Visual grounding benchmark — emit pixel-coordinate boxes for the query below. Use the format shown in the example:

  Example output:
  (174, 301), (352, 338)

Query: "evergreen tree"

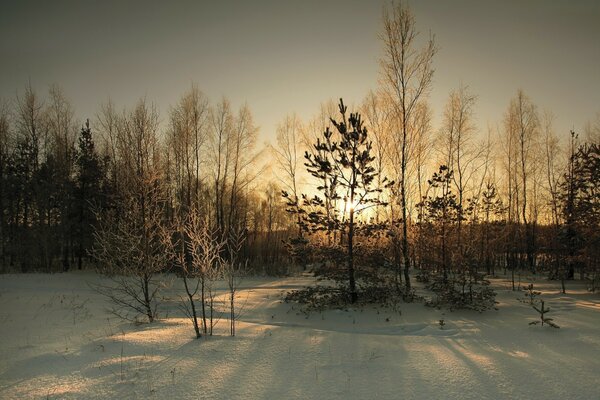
(560, 135), (600, 291)
(301, 99), (388, 303)
(75, 119), (103, 269)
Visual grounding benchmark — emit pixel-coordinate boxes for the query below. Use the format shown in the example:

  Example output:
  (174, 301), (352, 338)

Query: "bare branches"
(91, 194), (167, 322)
(168, 84), (209, 212)
(379, 3), (437, 124)
(90, 99), (167, 323)
(379, 1), (436, 291)
(163, 210), (226, 338)
(226, 224), (247, 336)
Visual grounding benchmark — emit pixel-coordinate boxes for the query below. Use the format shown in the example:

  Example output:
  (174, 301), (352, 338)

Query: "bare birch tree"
(209, 98), (233, 238)
(168, 85), (209, 215)
(92, 99), (166, 323)
(504, 90), (540, 272)
(44, 84), (78, 271)
(273, 113), (304, 237)
(437, 85), (483, 269)
(380, 2), (436, 291)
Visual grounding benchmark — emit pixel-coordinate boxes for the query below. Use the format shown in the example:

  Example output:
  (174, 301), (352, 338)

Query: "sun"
(338, 198), (360, 215)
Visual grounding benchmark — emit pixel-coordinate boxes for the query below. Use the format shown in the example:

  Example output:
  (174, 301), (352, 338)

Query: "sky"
(1, 0), (599, 144)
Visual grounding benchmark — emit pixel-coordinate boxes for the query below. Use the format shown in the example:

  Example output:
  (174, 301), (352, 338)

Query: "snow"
(0, 272), (598, 399)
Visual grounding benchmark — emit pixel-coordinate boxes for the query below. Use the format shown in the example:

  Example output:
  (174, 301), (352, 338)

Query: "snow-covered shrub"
(425, 275), (497, 312)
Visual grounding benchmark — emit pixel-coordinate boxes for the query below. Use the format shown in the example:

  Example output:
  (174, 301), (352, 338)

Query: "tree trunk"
(347, 208), (357, 303)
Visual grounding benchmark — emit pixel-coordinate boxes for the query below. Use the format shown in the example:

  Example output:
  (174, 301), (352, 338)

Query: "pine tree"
(520, 283), (541, 305)
(420, 165), (461, 282)
(75, 119), (103, 269)
(301, 99), (388, 303)
(529, 299), (559, 328)
(560, 137), (600, 291)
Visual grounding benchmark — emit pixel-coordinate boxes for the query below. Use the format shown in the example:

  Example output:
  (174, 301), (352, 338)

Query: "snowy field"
(0, 272), (598, 400)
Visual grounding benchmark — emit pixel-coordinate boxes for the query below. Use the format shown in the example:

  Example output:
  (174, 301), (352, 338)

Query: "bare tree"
(92, 99), (166, 323)
(96, 100), (119, 178)
(165, 211), (226, 338)
(168, 85), (209, 214)
(209, 98), (234, 238)
(92, 189), (166, 323)
(227, 104), (260, 236)
(361, 91), (392, 224)
(226, 225), (246, 336)
(583, 112), (600, 144)
(273, 113), (304, 237)
(301, 100), (337, 152)
(188, 212), (227, 336)
(44, 84), (77, 174)
(13, 83), (44, 272)
(380, 2), (436, 291)
(542, 111), (562, 227)
(43, 84), (78, 271)
(437, 85), (484, 268)
(504, 90), (540, 272)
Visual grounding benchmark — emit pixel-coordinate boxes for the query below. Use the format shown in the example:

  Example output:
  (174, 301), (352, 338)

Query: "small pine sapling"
(520, 283), (541, 305)
(529, 300), (560, 328)
(438, 318), (446, 330)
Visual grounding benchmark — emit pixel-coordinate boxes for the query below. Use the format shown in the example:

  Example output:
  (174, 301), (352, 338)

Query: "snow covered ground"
(0, 272), (598, 399)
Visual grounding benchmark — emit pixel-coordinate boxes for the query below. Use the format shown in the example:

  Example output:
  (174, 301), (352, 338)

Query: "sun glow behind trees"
(338, 197), (359, 215)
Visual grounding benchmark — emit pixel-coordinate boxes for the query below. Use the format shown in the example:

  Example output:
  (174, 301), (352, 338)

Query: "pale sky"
(1, 0), (599, 143)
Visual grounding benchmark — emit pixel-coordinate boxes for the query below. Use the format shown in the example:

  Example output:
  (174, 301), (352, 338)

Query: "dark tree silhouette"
(302, 99), (388, 303)
(75, 119), (104, 269)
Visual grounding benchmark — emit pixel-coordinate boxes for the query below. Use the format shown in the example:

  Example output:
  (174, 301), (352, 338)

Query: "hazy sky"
(1, 0), (599, 143)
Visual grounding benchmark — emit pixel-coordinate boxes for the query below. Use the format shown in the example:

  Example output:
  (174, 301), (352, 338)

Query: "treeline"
(0, 85), (104, 272)
(0, 84), (292, 274)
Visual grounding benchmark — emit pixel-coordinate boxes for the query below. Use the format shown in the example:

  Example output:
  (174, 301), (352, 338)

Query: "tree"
(12, 83), (44, 271)
(583, 112), (600, 144)
(225, 225), (246, 336)
(227, 104), (260, 238)
(303, 99), (387, 303)
(420, 165), (460, 282)
(74, 119), (104, 269)
(419, 165), (496, 310)
(168, 85), (209, 215)
(438, 85), (481, 248)
(560, 135), (600, 291)
(91, 99), (167, 323)
(504, 90), (540, 272)
(0, 102), (10, 270)
(541, 112), (563, 284)
(480, 182), (505, 275)
(210, 98), (233, 240)
(529, 299), (559, 328)
(380, 2), (436, 291)
(165, 212), (226, 338)
(436, 85), (490, 294)
(274, 113), (304, 238)
(92, 183), (167, 323)
(361, 91), (394, 224)
(43, 84), (78, 271)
